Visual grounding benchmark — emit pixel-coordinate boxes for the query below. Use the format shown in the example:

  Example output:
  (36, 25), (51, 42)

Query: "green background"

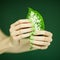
(0, 0), (60, 60)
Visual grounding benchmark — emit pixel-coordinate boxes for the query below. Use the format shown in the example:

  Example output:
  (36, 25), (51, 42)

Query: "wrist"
(0, 37), (12, 54)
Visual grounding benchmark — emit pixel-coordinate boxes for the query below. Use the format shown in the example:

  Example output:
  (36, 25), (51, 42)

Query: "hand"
(30, 30), (53, 50)
(9, 19), (32, 45)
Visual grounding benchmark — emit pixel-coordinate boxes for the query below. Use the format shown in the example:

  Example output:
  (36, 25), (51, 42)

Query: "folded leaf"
(27, 8), (45, 50)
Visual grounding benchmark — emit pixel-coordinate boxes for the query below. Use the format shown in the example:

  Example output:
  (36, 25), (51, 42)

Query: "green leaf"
(26, 7), (45, 50)
(27, 8), (45, 31)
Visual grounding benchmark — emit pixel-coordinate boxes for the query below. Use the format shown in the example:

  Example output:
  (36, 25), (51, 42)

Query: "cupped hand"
(30, 30), (53, 50)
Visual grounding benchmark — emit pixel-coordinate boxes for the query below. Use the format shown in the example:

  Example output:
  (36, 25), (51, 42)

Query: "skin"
(0, 19), (53, 54)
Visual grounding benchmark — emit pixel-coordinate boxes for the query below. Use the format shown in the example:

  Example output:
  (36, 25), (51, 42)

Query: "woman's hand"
(30, 30), (53, 50)
(9, 19), (32, 45)
(9, 19), (53, 50)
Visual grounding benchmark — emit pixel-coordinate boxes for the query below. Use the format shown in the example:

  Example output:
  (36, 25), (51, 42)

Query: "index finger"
(33, 30), (53, 37)
(12, 19), (30, 26)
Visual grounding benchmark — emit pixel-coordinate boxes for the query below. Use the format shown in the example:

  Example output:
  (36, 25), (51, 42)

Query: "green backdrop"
(0, 0), (60, 60)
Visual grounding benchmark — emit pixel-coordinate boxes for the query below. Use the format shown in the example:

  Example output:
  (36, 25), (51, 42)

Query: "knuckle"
(9, 28), (12, 32)
(50, 38), (53, 42)
(13, 35), (20, 40)
(51, 33), (53, 37)
(48, 43), (50, 46)
(18, 20), (21, 23)
(49, 32), (53, 37)
(10, 24), (13, 27)
(19, 20), (22, 22)
(9, 28), (13, 32)
(48, 37), (52, 42)
(49, 38), (52, 42)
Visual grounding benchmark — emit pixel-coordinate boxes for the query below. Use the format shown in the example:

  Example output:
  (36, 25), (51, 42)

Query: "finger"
(11, 28), (32, 36)
(32, 44), (48, 50)
(31, 40), (50, 46)
(21, 33), (31, 39)
(32, 36), (52, 42)
(10, 28), (20, 45)
(34, 30), (53, 37)
(15, 23), (32, 30)
(11, 19), (30, 27)
(20, 28), (32, 34)
(9, 27), (15, 33)
(14, 33), (31, 40)
(18, 19), (30, 24)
